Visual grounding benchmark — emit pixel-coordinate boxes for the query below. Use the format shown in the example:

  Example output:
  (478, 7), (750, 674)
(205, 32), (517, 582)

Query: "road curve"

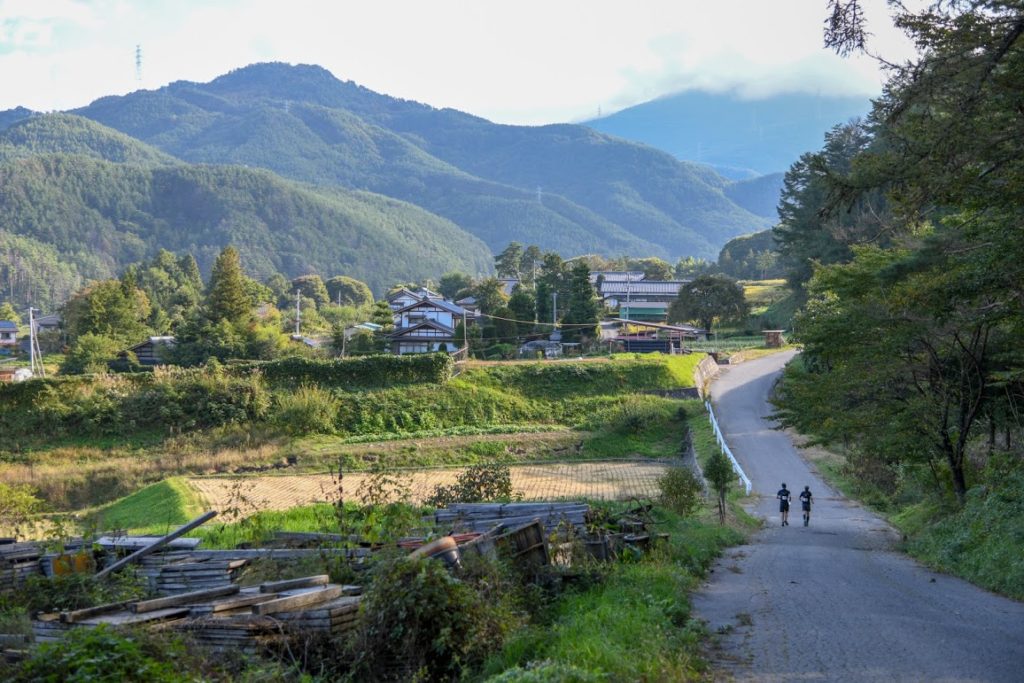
(692, 351), (1024, 682)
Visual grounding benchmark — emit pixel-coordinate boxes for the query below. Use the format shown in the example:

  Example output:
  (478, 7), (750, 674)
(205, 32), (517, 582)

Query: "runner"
(800, 485), (813, 526)
(777, 483), (792, 526)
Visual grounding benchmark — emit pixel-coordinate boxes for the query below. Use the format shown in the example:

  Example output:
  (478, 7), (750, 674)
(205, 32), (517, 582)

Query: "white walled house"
(388, 297), (469, 354)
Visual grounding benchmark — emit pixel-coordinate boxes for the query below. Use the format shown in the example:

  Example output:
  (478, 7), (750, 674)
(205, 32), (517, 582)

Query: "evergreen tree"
(292, 274), (330, 308)
(561, 261), (599, 343)
(206, 246), (252, 325)
(325, 275), (374, 308)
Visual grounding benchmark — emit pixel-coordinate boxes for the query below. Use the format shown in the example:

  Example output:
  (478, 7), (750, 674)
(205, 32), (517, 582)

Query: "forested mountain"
(67, 62), (768, 259)
(722, 172), (785, 221)
(0, 113), (177, 166)
(0, 138), (494, 308)
(585, 90), (870, 178)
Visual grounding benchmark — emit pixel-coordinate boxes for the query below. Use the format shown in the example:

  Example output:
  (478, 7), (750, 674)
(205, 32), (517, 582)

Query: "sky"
(0, 0), (918, 126)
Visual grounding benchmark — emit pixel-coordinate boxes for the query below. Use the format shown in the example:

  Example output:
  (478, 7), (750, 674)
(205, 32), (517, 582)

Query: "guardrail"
(704, 401), (753, 495)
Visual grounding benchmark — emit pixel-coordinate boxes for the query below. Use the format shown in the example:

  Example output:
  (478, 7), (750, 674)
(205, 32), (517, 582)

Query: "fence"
(704, 401), (753, 495)
(686, 336), (765, 353)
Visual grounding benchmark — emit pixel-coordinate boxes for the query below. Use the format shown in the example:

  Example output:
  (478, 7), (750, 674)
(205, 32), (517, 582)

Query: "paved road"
(692, 352), (1024, 682)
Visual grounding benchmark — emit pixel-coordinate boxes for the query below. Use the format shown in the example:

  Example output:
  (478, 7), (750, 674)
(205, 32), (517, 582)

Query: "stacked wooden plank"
(0, 542), (42, 590)
(153, 557), (249, 595)
(433, 502), (590, 533)
(136, 548), (370, 595)
(30, 576), (363, 653)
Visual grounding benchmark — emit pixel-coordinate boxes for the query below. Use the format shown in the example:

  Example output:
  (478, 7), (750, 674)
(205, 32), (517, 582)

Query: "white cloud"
(0, 0), (917, 124)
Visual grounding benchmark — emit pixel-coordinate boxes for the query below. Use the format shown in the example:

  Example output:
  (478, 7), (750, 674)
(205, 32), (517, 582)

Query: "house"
(388, 297), (470, 355)
(387, 287), (443, 311)
(589, 271), (645, 285)
(0, 320), (17, 348)
(598, 279), (690, 322)
(31, 314), (61, 335)
(125, 336), (176, 366)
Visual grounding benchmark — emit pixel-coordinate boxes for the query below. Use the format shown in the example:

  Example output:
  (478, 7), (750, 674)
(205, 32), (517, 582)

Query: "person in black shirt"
(777, 483), (792, 526)
(800, 485), (813, 526)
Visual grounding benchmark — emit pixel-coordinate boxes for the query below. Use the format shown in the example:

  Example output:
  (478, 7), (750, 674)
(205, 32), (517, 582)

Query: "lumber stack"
(0, 542), (42, 591)
(153, 558), (249, 595)
(30, 577), (364, 653)
(433, 502), (590, 533)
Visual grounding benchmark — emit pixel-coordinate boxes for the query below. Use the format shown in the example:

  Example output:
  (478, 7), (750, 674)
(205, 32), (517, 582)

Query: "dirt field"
(186, 460), (672, 517)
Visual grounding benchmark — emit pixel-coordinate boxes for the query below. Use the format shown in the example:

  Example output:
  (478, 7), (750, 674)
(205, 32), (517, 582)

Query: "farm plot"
(187, 460), (673, 517)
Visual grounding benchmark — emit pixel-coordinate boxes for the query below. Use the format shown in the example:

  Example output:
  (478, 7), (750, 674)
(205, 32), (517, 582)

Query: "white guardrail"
(704, 401), (753, 495)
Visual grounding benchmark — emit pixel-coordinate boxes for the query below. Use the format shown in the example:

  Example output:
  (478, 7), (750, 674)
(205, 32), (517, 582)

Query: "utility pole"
(28, 307), (44, 377)
(552, 292), (557, 327)
(294, 289), (301, 336)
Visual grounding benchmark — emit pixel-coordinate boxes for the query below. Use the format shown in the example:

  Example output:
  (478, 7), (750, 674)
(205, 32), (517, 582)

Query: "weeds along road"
(692, 351), (1024, 683)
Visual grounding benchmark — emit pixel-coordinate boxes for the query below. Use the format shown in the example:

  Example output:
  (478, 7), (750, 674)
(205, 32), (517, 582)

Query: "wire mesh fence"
(187, 459), (677, 517)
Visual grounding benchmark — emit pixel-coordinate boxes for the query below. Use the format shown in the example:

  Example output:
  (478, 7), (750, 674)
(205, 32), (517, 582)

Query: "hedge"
(231, 353), (454, 390)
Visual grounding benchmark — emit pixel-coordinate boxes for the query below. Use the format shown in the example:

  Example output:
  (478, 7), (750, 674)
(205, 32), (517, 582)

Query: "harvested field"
(187, 460), (673, 517)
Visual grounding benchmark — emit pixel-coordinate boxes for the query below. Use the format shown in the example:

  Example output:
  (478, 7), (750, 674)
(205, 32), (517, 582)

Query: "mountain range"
(0, 62), (784, 308)
(586, 90), (871, 178)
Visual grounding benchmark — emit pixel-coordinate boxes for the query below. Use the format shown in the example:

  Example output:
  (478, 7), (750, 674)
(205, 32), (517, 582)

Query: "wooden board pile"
(433, 502), (590, 534)
(0, 541), (42, 590)
(32, 575), (362, 654)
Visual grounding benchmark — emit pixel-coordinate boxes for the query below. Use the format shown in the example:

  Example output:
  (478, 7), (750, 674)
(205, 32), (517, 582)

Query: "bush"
(271, 384), (339, 435)
(582, 395), (672, 434)
(426, 463), (519, 508)
(13, 625), (189, 683)
(658, 467), (705, 517)
(349, 558), (505, 681)
(60, 333), (122, 375)
(234, 353), (454, 390)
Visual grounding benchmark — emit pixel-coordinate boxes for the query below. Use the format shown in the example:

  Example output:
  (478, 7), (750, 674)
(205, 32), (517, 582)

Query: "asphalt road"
(692, 351), (1024, 682)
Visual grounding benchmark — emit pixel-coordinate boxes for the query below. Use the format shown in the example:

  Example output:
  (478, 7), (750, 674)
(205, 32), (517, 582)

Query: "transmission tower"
(135, 45), (142, 85)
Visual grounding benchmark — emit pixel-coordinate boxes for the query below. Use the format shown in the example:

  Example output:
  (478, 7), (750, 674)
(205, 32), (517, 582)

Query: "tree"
(495, 242), (524, 279)
(264, 272), (292, 309)
(60, 333), (124, 374)
(629, 257), (674, 281)
(675, 256), (714, 279)
(438, 272), (473, 300)
(206, 246), (252, 325)
(471, 278), (509, 316)
(520, 245), (543, 286)
(704, 450), (733, 524)
(291, 275), (330, 308)
(0, 301), (20, 324)
(561, 261), (599, 343)
(326, 275), (374, 308)
(667, 274), (748, 333)
(62, 279), (152, 348)
(508, 286), (536, 330)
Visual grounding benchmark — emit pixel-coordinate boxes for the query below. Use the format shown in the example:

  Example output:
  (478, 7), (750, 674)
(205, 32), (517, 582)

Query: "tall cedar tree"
(206, 246), (252, 325)
(561, 261), (599, 343)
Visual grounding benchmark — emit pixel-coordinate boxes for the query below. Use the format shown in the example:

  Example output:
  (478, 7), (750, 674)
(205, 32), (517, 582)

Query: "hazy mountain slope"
(74, 62), (768, 259)
(724, 172), (785, 221)
(0, 113), (178, 166)
(586, 90), (870, 177)
(0, 154), (494, 296)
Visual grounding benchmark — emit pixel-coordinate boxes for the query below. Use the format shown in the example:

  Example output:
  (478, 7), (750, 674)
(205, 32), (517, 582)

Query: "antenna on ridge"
(135, 45), (143, 85)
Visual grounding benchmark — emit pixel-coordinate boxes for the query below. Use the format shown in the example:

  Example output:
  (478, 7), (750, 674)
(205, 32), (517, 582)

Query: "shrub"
(582, 395), (671, 434)
(271, 384), (339, 435)
(13, 625), (189, 683)
(426, 463), (519, 508)
(234, 353), (454, 390)
(349, 558), (505, 681)
(658, 467), (705, 517)
(0, 483), (44, 537)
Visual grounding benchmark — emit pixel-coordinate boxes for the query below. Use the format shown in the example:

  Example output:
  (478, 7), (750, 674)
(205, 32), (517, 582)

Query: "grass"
(478, 509), (745, 681)
(87, 477), (208, 536)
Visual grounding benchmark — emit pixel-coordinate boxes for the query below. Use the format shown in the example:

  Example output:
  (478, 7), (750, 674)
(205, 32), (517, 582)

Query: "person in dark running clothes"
(777, 483), (792, 526)
(800, 486), (813, 526)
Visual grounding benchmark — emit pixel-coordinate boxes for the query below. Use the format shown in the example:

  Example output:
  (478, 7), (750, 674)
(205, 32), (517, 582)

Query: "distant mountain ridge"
(68, 62), (769, 260)
(586, 90), (871, 178)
